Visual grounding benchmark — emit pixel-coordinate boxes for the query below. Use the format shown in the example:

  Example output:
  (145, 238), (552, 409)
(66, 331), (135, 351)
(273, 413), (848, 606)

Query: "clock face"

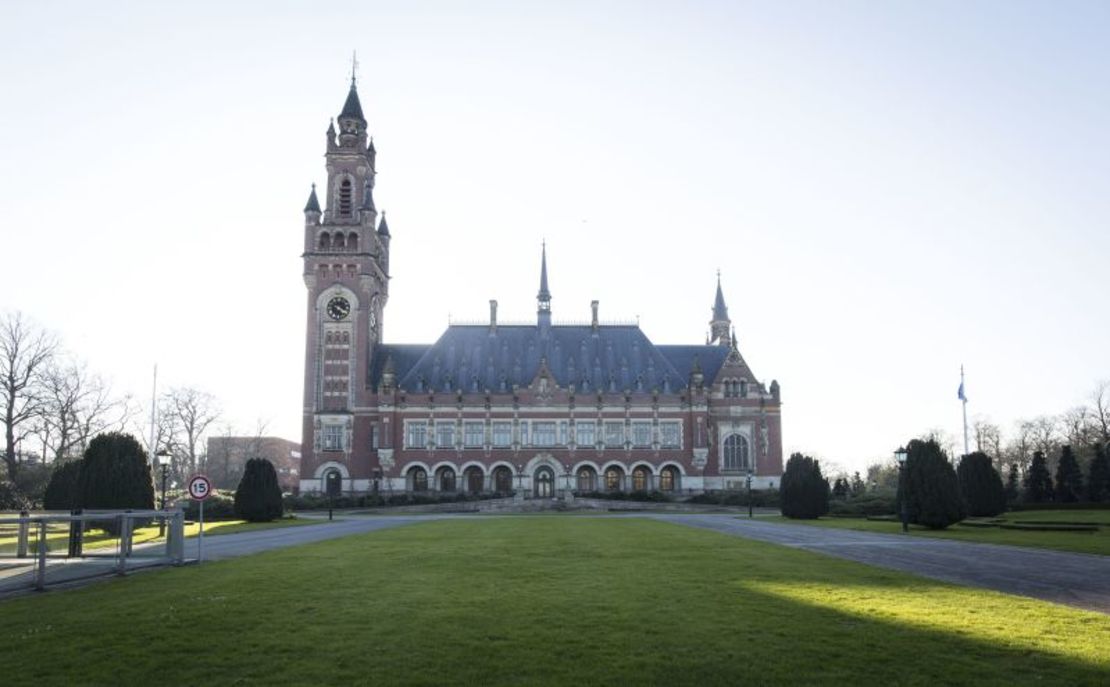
(326, 296), (351, 321)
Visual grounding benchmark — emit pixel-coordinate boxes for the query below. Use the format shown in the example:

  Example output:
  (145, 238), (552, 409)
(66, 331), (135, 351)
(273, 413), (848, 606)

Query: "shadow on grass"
(1, 517), (1107, 686)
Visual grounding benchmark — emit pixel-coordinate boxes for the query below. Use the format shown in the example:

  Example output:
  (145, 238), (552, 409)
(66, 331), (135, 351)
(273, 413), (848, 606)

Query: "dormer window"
(338, 178), (353, 217)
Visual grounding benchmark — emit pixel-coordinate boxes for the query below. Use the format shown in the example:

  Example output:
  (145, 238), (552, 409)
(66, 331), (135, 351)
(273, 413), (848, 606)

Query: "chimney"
(591, 300), (599, 332)
(489, 299), (498, 335)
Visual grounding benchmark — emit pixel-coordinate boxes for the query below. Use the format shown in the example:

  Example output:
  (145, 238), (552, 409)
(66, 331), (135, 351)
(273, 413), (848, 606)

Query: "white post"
(35, 521), (47, 591)
(198, 499), (205, 563)
(961, 365), (970, 457)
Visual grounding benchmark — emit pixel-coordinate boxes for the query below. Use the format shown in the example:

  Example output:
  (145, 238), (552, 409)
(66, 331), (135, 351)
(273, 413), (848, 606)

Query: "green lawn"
(1, 518), (1108, 686)
(768, 511), (1110, 556)
(0, 516), (313, 555)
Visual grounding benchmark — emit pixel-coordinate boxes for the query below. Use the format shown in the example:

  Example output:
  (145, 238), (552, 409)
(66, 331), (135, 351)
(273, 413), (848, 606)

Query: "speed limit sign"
(187, 474), (212, 501)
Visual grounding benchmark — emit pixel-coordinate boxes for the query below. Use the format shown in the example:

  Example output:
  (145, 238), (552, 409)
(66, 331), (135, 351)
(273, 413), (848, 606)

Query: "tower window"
(338, 178), (353, 217)
(348, 232), (358, 251)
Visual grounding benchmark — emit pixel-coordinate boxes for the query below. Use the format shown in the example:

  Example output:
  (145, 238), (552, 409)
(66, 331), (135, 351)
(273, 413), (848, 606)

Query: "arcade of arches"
(399, 461), (683, 497)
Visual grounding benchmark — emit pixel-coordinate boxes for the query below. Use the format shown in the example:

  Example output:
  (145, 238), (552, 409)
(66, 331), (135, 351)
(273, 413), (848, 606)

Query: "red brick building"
(206, 436), (301, 492)
(298, 80), (783, 497)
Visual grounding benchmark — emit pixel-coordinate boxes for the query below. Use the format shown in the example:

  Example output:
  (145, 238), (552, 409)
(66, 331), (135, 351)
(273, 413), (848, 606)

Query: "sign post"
(187, 475), (212, 562)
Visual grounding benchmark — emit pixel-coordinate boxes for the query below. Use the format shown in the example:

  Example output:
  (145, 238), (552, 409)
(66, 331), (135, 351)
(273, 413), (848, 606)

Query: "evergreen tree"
(1053, 446), (1084, 503)
(832, 477), (849, 499)
(234, 457), (284, 522)
(1023, 451), (1054, 503)
(1005, 463), (1020, 505)
(781, 453), (830, 519)
(1088, 444), (1110, 502)
(77, 432), (155, 533)
(43, 459), (83, 511)
(902, 438), (964, 529)
(956, 451), (1006, 517)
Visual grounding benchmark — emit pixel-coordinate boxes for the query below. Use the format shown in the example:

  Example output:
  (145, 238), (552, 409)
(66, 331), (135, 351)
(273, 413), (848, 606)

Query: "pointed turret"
(376, 211), (390, 237)
(304, 183), (321, 217)
(709, 271), (732, 347)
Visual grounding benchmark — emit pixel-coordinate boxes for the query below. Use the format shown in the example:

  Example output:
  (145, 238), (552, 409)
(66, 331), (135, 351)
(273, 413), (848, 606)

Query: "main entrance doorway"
(533, 466), (554, 498)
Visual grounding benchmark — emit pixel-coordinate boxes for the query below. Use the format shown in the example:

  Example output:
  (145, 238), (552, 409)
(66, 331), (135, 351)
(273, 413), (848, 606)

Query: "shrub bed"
(829, 493), (897, 517)
(685, 489), (780, 508)
(998, 523), (1098, 533)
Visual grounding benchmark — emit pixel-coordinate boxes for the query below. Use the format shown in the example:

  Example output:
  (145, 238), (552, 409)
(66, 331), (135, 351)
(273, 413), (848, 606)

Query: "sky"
(1, 1), (1107, 474)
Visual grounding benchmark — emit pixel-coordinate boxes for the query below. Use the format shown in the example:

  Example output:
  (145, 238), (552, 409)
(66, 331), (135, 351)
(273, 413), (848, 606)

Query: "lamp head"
(894, 447), (908, 464)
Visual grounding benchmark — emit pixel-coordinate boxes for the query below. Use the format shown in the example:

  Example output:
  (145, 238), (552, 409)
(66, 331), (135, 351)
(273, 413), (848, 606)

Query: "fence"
(0, 509), (185, 594)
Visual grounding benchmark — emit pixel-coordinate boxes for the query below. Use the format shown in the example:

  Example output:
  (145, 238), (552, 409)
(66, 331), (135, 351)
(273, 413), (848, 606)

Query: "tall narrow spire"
(712, 269), (729, 321)
(303, 183), (321, 214)
(537, 241), (551, 310)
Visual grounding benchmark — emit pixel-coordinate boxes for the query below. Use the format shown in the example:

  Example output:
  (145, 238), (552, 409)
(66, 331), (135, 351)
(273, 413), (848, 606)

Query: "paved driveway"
(650, 514), (1110, 613)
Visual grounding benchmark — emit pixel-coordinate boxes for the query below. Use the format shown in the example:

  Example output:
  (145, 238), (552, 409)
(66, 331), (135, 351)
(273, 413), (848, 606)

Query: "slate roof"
(371, 325), (735, 394)
(339, 83), (366, 122)
(303, 184), (321, 213)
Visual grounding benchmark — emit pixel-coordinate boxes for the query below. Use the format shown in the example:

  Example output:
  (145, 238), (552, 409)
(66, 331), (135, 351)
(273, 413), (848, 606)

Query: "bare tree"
(1003, 419), (1035, 473)
(1091, 380), (1110, 445)
(971, 416), (1004, 469)
(34, 359), (135, 463)
(922, 427), (957, 461)
(159, 386), (221, 485)
(0, 312), (57, 481)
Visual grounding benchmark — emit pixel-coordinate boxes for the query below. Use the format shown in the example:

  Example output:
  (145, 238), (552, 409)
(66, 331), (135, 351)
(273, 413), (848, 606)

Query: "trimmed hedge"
(1009, 501), (1110, 511)
(998, 523), (1098, 533)
(828, 493), (896, 517)
(685, 489), (780, 508)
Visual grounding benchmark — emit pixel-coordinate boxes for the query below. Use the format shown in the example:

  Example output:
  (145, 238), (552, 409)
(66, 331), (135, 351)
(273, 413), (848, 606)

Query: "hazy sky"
(1, 1), (1107, 474)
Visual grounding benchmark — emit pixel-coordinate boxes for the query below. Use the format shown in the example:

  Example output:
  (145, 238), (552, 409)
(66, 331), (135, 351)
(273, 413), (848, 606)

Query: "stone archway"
(534, 466), (555, 498)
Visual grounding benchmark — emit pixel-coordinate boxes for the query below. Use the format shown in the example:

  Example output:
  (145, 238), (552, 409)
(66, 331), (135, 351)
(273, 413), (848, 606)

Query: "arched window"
(438, 467), (456, 492)
(723, 435), (750, 471)
(324, 469), (342, 497)
(411, 467), (428, 492)
(318, 232), (331, 250)
(576, 467), (596, 493)
(660, 466), (679, 492)
(347, 232), (358, 251)
(333, 233), (345, 249)
(465, 467), (484, 494)
(632, 466), (650, 492)
(739, 379), (748, 397)
(493, 466), (513, 494)
(605, 466), (623, 491)
(338, 178), (353, 217)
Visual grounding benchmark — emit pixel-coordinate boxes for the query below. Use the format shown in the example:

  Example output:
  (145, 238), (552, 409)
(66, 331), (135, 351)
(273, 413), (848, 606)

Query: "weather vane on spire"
(350, 51), (359, 85)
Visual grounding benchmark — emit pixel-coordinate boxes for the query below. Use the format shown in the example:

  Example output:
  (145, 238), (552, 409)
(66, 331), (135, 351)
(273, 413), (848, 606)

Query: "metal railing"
(0, 508), (185, 593)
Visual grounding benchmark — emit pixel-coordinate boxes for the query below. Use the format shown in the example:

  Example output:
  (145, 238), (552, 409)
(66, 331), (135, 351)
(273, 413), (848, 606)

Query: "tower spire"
(709, 270), (732, 347)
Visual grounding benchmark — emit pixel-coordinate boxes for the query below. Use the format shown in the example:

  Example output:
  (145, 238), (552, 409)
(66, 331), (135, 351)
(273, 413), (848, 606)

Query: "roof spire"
(712, 270), (729, 322)
(377, 210), (390, 237)
(537, 240), (551, 308)
(339, 76), (366, 123)
(350, 50), (359, 86)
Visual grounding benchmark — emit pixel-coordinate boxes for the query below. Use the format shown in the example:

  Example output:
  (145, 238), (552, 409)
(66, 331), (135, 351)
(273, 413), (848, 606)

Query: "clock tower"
(300, 76), (391, 493)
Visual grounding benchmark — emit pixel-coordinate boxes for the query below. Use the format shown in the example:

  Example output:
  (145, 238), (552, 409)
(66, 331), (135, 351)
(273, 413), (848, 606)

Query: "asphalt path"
(650, 514), (1110, 613)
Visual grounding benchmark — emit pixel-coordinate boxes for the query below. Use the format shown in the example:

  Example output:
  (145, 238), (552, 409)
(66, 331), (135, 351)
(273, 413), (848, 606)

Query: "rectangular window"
(632, 422), (652, 448)
(463, 422), (484, 448)
(492, 422), (512, 447)
(558, 421), (568, 446)
(520, 421), (529, 446)
(436, 422), (455, 449)
(604, 422), (624, 448)
(660, 422), (681, 448)
(533, 422), (556, 447)
(323, 424), (345, 451)
(576, 421), (596, 447)
(404, 421), (427, 449)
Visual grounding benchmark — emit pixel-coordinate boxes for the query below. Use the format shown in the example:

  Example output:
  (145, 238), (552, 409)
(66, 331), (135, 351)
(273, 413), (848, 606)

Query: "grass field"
(1, 517), (1108, 686)
(768, 510), (1110, 555)
(0, 516), (313, 555)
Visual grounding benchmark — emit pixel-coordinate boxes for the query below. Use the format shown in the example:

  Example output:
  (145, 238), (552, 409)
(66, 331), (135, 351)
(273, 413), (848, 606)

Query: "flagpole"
(960, 364), (969, 457)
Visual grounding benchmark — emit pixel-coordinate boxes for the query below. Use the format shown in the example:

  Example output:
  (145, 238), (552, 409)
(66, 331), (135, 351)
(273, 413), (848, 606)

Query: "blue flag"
(957, 381), (966, 401)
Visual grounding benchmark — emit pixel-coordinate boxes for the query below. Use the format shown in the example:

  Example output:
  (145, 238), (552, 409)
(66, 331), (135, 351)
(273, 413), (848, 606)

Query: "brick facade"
(299, 81), (783, 496)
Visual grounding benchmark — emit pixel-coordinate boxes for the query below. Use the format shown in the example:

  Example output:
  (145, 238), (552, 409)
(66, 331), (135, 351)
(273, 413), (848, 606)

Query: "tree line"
(1, 311), (243, 508)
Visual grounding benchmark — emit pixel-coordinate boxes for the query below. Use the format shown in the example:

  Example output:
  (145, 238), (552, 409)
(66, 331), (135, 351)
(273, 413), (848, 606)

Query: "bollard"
(68, 508), (84, 557)
(35, 521), (47, 591)
(167, 507), (185, 565)
(17, 509), (29, 558)
(117, 514), (133, 575)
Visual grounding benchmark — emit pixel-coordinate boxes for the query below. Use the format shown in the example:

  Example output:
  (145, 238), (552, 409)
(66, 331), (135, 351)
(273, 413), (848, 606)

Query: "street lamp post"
(746, 469), (754, 519)
(156, 450), (170, 536)
(895, 447), (909, 533)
